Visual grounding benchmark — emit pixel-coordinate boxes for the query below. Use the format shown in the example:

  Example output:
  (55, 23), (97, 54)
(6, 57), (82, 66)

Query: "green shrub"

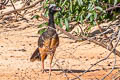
(36, 0), (120, 34)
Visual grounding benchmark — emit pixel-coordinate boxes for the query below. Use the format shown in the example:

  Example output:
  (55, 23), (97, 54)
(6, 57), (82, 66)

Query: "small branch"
(96, 21), (108, 39)
(78, 24), (84, 36)
(70, 49), (113, 80)
(22, 0), (31, 8)
(106, 3), (120, 11)
(88, 38), (120, 57)
(102, 49), (116, 80)
(53, 57), (70, 80)
(0, 0), (9, 5)
(70, 30), (120, 80)
(9, 0), (18, 19)
(41, 15), (120, 57)
(96, 21), (113, 51)
(106, 6), (120, 11)
(10, 0), (16, 10)
(99, 29), (113, 36)
(40, 14), (120, 80)
(0, 0), (44, 18)
(101, 30), (120, 80)
(40, 14), (79, 41)
(113, 75), (120, 80)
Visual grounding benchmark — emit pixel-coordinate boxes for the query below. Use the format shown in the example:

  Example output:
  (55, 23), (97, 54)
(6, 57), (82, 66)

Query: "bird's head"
(49, 4), (61, 14)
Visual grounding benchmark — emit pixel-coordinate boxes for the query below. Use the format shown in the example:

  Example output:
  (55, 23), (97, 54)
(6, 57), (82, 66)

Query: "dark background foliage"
(32, 0), (120, 34)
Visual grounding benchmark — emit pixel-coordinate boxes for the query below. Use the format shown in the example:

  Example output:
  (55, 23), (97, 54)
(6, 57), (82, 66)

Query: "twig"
(40, 14), (79, 41)
(21, 0), (31, 15)
(83, 21), (90, 32)
(102, 30), (120, 80)
(99, 29), (113, 36)
(101, 50), (116, 80)
(78, 24), (84, 36)
(0, 0), (44, 18)
(0, 0), (9, 5)
(53, 57), (82, 80)
(106, 3), (120, 11)
(9, 0), (18, 20)
(10, 0), (16, 11)
(70, 30), (120, 80)
(53, 57), (70, 80)
(22, 0), (31, 8)
(96, 20), (114, 50)
(70, 49), (113, 80)
(112, 70), (120, 80)
(87, 38), (120, 57)
(96, 21), (108, 39)
(41, 15), (120, 57)
(113, 75), (120, 80)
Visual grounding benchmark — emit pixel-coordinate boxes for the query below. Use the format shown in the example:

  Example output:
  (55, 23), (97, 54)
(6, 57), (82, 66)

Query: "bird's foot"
(49, 72), (51, 76)
(41, 69), (47, 73)
(41, 69), (45, 73)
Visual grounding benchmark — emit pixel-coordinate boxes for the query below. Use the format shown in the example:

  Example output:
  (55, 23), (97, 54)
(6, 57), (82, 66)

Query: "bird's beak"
(54, 7), (61, 11)
(56, 7), (61, 11)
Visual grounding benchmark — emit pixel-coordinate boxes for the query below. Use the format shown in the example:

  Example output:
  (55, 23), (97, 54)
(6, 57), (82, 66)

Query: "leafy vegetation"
(34, 0), (120, 34)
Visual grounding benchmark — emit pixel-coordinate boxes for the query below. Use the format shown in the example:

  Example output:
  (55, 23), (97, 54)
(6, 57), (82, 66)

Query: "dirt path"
(0, 20), (120, 80)
(0, 1), (120, 80)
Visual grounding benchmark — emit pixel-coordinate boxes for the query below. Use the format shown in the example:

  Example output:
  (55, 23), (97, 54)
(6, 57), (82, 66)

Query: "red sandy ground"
(0, 1), (120, 80)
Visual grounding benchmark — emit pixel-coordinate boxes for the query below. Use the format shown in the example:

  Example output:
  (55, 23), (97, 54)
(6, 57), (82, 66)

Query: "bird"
(30, 4), (61, 75)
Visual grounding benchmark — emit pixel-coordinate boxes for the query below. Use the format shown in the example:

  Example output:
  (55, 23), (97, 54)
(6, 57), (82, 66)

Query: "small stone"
(107, 63), (111, 66)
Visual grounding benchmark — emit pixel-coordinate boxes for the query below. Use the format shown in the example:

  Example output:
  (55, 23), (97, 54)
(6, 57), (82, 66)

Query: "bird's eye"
(52, 7), (56, 10)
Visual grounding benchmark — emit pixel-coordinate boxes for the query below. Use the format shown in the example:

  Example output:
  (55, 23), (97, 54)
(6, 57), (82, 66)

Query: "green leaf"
(31, 15), (40, 19)
(90, 16), (94, 22)
(114, 0), (118, 5)
(40, 0), (120, 34)
(95, 6), (103, 11)
(87, 26), (92, 31)
(86, 13), (92, 20)
(93, 12), (97, 20)
(44, 10), (49, 17)
(88, 3), (94, 11)
(88, 3), (92, 10)
(61, 0), (67, 7)
(38, 22), (48, 28)
(38, 24), (43, 28)
(59, 19), (63, 28)
(77, 0), (83, 6)
(65, 18), (69, 32)
(70, 0), (73, 12)
(59, 0), (62, 5)
(38, 28), (46, 35)
(93, 21), (96, 26)
(80, 14), (83, 23)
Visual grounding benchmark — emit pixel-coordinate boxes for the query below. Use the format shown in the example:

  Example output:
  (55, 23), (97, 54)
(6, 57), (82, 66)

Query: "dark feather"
(30, 48), (41, 62)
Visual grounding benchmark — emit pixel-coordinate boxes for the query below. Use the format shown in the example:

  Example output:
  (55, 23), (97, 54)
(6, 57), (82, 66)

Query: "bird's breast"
(39, 33), (59, 55)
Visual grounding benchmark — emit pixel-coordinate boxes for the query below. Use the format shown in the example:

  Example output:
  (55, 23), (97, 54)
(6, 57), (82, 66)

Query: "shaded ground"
(0, 1), (120, 80)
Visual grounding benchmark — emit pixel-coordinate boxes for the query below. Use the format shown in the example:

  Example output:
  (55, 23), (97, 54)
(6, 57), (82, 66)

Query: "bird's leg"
(41, 54), (46, 73)
(41, 60), (44, 73)
(49, 53), (54, 75)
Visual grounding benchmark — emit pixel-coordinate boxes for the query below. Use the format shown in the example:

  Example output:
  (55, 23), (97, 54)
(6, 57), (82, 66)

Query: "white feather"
(49, 4), (56, 8)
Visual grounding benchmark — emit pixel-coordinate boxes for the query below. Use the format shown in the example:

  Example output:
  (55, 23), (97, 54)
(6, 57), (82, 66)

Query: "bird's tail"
(30, 48), (41, 62)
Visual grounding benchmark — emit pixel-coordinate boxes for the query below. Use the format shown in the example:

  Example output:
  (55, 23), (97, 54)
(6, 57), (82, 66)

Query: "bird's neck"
(48, 13), (55, 29)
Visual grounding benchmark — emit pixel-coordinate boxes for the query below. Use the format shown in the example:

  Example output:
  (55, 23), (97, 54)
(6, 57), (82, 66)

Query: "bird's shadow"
(44, 69), (99, 73)
(44, 67), (119, 73)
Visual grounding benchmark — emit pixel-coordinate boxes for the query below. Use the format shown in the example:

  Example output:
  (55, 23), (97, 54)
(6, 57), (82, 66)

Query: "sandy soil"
(0, 1), (120, 80)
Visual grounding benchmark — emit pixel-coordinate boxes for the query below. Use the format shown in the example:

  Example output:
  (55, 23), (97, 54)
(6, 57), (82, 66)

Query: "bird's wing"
(38, 30), (59, 54)
(38, 31), (52, 47)
(38, 31), (52, 53)
(50, 33), (59, 49)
